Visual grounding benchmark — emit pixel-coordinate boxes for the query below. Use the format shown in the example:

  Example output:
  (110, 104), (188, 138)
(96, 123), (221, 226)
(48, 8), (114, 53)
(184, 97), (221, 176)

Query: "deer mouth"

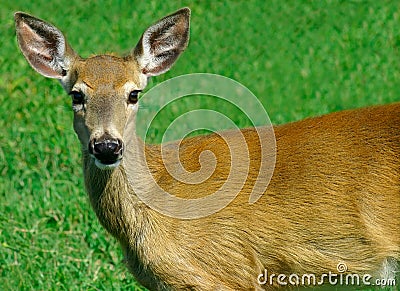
(94, 158), (122, 170)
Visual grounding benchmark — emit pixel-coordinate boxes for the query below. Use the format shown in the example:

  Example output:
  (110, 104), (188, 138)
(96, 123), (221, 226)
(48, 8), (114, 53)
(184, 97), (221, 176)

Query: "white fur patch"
(94, 158), (121, 170)
(380, 257), (398, 280)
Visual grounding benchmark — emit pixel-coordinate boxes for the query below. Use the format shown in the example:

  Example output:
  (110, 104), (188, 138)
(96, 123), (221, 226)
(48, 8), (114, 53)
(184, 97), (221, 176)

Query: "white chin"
(94, 159), (121, 170)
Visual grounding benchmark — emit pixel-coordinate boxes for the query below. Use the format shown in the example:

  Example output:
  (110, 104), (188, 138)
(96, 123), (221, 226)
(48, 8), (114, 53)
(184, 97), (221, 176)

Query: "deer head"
(15, 8), (190, 170)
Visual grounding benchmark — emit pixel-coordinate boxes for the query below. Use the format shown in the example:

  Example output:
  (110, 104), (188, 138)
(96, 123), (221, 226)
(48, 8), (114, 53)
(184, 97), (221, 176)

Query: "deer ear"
(133, 7), (190, 77)
(14, 12), (77, 79)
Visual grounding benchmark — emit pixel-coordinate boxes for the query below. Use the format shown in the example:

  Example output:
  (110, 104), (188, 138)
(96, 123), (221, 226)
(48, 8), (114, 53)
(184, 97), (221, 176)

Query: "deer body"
(15, 8), (399, 290)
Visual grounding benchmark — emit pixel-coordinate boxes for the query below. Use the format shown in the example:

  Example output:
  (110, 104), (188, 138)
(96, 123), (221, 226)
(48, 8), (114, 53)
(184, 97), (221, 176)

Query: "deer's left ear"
(132, 7), (190, 77)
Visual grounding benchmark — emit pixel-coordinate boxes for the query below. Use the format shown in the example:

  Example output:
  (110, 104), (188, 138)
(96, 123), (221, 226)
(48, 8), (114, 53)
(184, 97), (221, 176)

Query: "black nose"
(88, 135), (123, 165)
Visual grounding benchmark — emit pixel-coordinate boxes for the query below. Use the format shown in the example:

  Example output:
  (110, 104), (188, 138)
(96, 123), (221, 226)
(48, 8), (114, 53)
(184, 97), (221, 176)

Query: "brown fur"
(15, 8), (399, 290)
(82, 104), (400, 290)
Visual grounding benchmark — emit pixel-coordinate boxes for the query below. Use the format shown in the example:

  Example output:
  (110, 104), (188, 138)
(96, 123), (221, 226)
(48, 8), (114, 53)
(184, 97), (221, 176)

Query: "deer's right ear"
(14, 12), (77, 79)
(132, 7), (190, 77)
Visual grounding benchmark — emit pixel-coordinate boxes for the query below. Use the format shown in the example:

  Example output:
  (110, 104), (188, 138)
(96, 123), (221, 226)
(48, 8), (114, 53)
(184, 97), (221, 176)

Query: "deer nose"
(88, 134), (124, 165)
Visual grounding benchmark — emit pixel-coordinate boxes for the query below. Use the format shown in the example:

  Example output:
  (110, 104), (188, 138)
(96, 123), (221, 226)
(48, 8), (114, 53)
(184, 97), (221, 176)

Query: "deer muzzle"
(88, 134), (124, 170)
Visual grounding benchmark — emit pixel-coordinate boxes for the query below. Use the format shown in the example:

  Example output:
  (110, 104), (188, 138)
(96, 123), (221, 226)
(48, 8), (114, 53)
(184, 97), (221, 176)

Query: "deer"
(15, 7), (399, 290)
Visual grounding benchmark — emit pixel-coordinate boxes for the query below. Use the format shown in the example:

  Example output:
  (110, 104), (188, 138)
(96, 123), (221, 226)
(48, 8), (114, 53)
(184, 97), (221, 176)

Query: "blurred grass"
(1, 0), (399, 290)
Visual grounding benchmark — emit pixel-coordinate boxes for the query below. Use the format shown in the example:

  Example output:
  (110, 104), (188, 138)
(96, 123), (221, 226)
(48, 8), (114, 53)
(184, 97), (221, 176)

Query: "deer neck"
(81, 134), (156, 244)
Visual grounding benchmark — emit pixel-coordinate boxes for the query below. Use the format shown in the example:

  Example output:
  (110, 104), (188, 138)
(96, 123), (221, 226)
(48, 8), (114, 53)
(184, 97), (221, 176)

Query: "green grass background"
(1, 0), (399, 290)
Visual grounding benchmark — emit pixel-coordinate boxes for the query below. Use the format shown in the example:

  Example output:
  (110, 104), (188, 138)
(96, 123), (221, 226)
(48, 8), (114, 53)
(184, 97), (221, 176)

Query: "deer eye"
(128, 90), (141, 104)
(69, 91), (85, 104)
